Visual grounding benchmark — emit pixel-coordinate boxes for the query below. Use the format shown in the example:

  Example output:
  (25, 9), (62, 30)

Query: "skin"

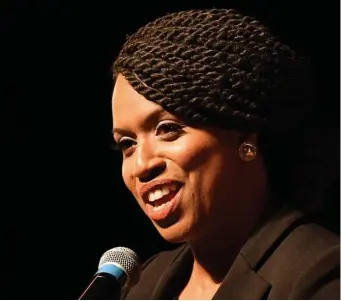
(112, 74), (269, 299)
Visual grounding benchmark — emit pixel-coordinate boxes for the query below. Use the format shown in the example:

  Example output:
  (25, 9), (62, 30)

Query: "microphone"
(79, 247), (140, 300)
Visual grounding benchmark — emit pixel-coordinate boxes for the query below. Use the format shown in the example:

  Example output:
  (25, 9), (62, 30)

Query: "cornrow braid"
(113, 8), (313, 133)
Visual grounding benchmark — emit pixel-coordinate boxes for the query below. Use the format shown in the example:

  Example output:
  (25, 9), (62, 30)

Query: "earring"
(239, 142), (257, 162)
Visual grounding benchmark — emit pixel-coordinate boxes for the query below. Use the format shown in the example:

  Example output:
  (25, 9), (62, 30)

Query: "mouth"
(143, 183), (183, 222)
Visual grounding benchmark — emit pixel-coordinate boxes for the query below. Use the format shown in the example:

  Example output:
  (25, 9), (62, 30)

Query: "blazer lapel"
(213, 253), (271, 299)
(150, 247), (271, 300)
(214, 209), (306, 299)
(150, 246), (193, 299)
(240, 209), (305, 270)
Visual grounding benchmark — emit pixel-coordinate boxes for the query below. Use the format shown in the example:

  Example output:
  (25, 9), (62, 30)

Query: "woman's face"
(112, 74), (267, 243)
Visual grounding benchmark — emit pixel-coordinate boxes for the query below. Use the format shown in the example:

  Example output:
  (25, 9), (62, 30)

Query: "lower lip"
(145, 187), (182, 222)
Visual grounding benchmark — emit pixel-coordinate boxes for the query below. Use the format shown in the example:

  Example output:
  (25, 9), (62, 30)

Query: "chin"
(153, 219), (192, 244)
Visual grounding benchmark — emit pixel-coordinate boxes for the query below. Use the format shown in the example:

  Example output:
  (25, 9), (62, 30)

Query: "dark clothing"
(125, 210), (340, 299)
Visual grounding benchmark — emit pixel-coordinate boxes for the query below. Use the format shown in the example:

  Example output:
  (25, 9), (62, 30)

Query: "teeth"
(162, 186), (170, 195)
(149, 192), (155, 202)
(148, 185), (175, 202)
(154, 189), (163, 200)
(152, 201), (173, 212)
(152, 203), (166, 211)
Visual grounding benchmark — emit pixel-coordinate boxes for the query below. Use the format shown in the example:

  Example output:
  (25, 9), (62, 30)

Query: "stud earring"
(239, 142), (257, 162)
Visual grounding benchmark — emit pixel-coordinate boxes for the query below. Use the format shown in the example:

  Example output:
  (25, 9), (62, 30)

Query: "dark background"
(5, 0), (339, 299)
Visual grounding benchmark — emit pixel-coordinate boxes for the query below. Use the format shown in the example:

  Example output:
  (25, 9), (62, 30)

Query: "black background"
(5, 0), (339, 299)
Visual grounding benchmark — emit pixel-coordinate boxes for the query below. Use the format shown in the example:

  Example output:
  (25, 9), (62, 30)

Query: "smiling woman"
(110, 8), (339, 300)
(112, 74), (266, 244)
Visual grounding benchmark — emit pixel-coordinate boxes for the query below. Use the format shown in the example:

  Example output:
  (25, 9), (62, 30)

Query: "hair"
(112, 8), (338, 211)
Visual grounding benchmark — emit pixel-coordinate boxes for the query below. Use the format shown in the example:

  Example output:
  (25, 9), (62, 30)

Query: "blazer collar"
(150, 209), (305, 299)
(240, 208), (305, 269)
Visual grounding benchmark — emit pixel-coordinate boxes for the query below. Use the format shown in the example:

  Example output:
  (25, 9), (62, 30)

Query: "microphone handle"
(79, 273), (121, 300)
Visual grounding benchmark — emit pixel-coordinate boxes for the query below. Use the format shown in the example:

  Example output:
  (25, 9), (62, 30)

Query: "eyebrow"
(112, 107), (169, 138)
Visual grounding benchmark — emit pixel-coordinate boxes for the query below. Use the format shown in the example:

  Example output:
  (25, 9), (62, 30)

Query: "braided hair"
(113, 8), (334, 209)
(114, 8), (312, 132)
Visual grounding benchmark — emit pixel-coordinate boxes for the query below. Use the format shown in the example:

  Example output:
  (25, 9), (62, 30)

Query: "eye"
(111, 137), (136, 153)
(155, 120), (184, 137)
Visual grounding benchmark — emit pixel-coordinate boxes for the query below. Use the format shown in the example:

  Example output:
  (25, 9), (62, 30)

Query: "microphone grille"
(98, 246), (140, 278)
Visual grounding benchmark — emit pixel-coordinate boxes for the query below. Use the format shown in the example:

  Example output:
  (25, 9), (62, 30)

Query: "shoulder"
(260, 222), (340, 299)
(276, 222), (339, 261)
(287, 223), (339, 299)
(124, 244), (187, 299)
(291, 241), (339, 299)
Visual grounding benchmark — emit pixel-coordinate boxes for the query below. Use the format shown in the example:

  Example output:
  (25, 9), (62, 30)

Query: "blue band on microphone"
(96, 264), (127, 286)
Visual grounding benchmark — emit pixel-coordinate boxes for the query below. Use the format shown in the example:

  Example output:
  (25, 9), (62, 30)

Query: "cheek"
(122, 160), (145, 208)
(168, 138), (220, 171)
(171, 136), (240, 193)
(121, 160), (135, 195)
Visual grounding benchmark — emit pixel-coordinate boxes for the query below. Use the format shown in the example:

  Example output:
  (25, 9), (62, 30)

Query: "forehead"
(112, 74), (145, 111)
(112, 74), (157, 120)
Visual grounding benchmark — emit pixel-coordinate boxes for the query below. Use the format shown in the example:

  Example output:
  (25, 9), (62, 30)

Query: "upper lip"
(139, 179), (183, 203)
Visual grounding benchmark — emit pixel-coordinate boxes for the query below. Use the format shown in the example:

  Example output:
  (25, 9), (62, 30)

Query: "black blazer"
(125, 210), (340, 299)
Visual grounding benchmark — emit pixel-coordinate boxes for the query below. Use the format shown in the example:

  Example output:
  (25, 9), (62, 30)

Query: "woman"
(111, 8), (339, 299)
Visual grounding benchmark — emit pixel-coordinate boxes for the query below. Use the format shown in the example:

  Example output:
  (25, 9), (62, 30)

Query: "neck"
(188, 228), (245, 286)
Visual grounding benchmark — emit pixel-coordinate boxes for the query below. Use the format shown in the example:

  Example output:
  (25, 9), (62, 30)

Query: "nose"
(132, 141), (166, 183)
